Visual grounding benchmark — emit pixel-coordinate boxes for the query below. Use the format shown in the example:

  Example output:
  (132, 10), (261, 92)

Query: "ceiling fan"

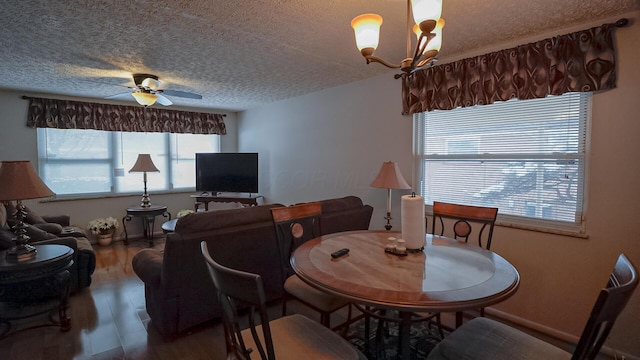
(105, 73), (202, 107)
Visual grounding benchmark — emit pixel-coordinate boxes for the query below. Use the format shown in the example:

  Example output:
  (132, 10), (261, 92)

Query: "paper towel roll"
(401, 194), (425, 250)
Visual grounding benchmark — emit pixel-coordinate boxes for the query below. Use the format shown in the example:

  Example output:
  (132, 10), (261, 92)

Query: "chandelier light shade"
(129, 154), (160, 208)
(351, 0), (445, 75)
(415, 18), (445, 55)
(371, 161), (411, 230)
(132, 92), (159, 107)
(351, 14), (383, 53)
(411, 0), (442, 27)
(0, 160), (55, 260)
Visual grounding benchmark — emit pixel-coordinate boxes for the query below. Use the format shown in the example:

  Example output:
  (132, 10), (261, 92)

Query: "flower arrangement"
(176, 209), (195, 218)
(88, 217), (120, 235)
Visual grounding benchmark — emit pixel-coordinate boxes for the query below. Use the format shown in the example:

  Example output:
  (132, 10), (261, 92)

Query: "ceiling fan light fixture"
(141, 77), (161, 90)
(132, 92), (158, 106)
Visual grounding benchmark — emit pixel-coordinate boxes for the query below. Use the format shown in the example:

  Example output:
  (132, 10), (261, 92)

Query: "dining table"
(290, 230), (520, 359)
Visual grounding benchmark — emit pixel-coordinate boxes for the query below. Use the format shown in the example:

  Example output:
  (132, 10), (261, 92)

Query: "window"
(413, 92), (590, 234)
(37, 128), (219, 197)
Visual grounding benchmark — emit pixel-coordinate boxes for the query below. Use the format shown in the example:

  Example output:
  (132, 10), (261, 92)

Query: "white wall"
(238, 13), (640, 358)
(239, 73), (414, 226)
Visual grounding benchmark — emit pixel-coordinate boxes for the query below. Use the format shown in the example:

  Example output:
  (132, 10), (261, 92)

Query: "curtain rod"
(21, 95), (227, 116)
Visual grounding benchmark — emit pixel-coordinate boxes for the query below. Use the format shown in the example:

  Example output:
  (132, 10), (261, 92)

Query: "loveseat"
(0, 202), (96, 292)
(132, 196), (373, 338)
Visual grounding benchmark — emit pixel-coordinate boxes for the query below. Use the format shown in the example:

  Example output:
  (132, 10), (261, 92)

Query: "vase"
(97, 232), (113, 246)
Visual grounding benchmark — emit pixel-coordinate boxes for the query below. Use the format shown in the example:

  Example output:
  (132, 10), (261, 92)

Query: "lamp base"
(6, 243), (37, 261)
(140, 193), (152, 208)
(384, 212), (393, 231)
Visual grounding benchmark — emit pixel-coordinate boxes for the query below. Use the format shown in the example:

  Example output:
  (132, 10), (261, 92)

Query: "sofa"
(132, 195), (373, 338)
(0, 202), (96, 293)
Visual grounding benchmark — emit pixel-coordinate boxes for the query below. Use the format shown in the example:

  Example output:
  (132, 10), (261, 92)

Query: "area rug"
(345, 312), (445, 360)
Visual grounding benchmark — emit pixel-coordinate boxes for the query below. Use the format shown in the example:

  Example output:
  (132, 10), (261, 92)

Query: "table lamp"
(129, 154), (160, 208)
(370, 161), (410, 230)
(0, 160), (55, 260)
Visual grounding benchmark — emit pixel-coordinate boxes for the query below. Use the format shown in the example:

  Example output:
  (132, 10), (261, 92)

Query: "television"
(195, 153), (259, 194)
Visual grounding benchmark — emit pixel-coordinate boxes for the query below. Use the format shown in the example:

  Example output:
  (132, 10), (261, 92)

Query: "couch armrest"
(42, 214), (71, 227)
(132, 249), (163, 289)
(32, 235), (78, 252)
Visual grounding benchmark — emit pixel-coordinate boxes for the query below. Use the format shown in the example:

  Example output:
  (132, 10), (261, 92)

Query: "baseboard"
(486, 308), (638, 360)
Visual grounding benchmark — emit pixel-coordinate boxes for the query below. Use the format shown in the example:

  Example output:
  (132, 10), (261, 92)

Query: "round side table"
(0, 244), (74, 338)
(122, 205), (171, 246)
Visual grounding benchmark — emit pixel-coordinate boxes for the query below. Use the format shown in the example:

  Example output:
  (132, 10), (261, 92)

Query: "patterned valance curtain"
(402, 20), (626, 115)
(25, 97), (227, 135)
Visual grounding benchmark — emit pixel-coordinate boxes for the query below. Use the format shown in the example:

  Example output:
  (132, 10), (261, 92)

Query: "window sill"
(40, 189), (195, 203)
(496, 220), (589, 239)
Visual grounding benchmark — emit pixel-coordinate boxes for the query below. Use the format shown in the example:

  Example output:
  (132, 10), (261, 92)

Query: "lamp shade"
(0, 160), (55, 201)
(370, 161), (411, 190)
(351, 13), (383, 51)
(411, 0), (443, 26)
(132, 92), (158, 106)
(129, 154), (160, 173)
(414, 18), (445, 54)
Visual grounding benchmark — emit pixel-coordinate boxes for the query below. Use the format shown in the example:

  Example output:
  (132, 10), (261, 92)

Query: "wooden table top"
(291, 230), (520, 312)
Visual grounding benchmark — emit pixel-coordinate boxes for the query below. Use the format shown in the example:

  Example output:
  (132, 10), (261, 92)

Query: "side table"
(0, 244), (74, 338)
(123, 205), (171, 246)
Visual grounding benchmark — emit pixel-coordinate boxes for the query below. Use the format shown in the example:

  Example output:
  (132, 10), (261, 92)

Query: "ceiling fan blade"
(160, 89), (202, 99)
(105, 92), (134, 100)
(155, 94), (173, 106)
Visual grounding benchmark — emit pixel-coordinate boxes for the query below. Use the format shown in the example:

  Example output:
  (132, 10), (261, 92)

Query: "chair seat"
(284, 275), (350, 312)
(242, 314), (366, 359)
(426, 317), (572, 360)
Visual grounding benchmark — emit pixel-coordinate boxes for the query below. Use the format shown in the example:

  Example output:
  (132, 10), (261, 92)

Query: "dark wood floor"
(0, 238), (234, 360)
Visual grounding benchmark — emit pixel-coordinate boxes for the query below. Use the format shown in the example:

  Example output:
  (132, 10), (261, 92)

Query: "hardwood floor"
(0, 238), (231, 360)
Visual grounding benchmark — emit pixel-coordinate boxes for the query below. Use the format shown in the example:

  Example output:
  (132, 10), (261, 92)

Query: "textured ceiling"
(1, 0), (638, 112)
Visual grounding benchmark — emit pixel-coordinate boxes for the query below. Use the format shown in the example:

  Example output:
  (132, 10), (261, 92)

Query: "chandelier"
(351, 0), (445, 76)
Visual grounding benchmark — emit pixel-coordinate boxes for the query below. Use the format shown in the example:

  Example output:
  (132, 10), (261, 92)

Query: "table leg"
(398, 311), (412, 360)
(122, 215), (132, 245)
(55, 270), (72, 332)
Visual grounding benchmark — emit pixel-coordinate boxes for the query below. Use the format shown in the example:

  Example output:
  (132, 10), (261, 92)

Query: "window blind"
(414, 92), (590, 233)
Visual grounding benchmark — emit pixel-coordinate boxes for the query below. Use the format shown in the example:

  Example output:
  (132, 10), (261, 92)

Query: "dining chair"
(432, 201), (499, 327)
(201, 242), (367, 360)
(270, 202), (351, 329)
(426, 253), (638, 360)
(431, 201), (498, 250)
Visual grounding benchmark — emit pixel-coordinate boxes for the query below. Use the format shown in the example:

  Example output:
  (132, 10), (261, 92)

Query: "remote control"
(331, 248), (349, 258)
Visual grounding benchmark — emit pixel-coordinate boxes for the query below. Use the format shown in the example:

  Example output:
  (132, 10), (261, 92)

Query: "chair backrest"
(431, 201), (498, 250)
(271, 202), (321, 277)
(201, 241), (275, 360)
(572, 254), (638, 360)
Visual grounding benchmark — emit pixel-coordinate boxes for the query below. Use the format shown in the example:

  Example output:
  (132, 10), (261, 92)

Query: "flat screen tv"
(196, 153), (259, 194)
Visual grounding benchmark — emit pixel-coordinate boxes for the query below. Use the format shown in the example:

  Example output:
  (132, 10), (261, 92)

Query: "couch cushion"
(33, 222), (64, 235)
(175, 203), (283, 234)
(25, 224), (59, 241)
(24, 206), (46, 224)
(320, 196), (365, 213)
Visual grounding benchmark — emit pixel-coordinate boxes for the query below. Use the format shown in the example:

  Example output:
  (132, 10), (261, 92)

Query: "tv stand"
(191, 193), (264, 211)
